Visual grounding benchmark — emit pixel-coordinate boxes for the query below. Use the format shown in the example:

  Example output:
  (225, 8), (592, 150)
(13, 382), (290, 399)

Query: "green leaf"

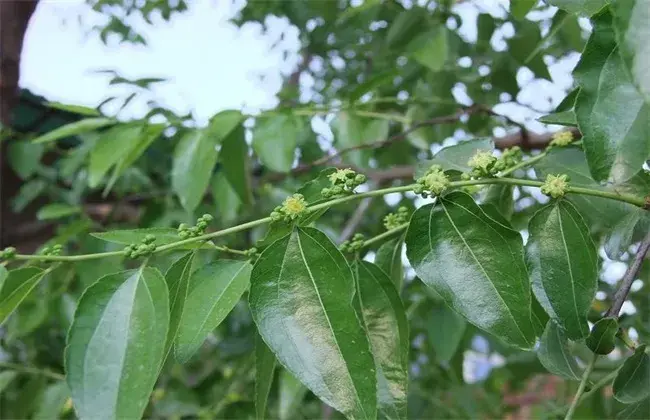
(405, 106), (435, 149)
(614, 345), (650, 404)
(174, 260), (252, 363)
(172, 129), (219, 211)
(46, 101), (101, 116)
(0, 267), (46, 326)
(332, 112), (389, 167)
(511, 0), (536, 19)
(91, 227), (210, 249)
(612, 0), (650, 104)
(354, 261), (408, 419)
(164, 252), (195, 358)
(548, 0), (608, 16)
(526, 200), (598, 340)
(279, 369), (308, 420)
(537, 110), (577, 126)
(537, 320), (583, 380)
(415, 138), (494, 177)
(574, 9), (650, 183)
(405, 191), (536, 349)
(255, 333), (276, 419)
(605, 209), (650, 260)
(409, 28), (449, 72)
(33, 382), (70, 420)
(37, 203), (81, 220)
(483, 185), (514, 220)
(31, 117), (115, 144)
(220, 125), (253, 205)
(534, 147), (636, 229)
(206, 109), (242, 140)
(252, 114), (299, 172)
(586, 317), (619, 355)
(386, 9), (426, 48)
(375, 236), (405, 291)
(8, 141), (44, 179)
(0, 371), (18, 395)
(428, 304), (466, 364)
(617, 398), (650, 419)
(249, 227), (377, 419)
(509, 21), (552, 80)
(66, 268), (169, 419)
(212, 172), (242, 224)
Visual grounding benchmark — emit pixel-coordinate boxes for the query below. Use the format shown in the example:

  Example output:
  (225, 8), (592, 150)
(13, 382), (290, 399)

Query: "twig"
(606, 231), (650, 317)
(565, 355), (598, 420)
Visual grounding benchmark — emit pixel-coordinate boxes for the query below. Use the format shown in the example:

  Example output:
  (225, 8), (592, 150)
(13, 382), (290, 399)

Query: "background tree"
(0, 0), (649, 419)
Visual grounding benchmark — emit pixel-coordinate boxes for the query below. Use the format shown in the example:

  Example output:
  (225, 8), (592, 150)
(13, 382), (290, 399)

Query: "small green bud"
(550, 130), (573, 147)
(2, 247), (16, 260)
(460, 172), (471, 180)
(332, 186), (344, 195)
(196, 221), (208, 230)
(321, 187), (331, 198)
(143, 234), (156, 244)
(354, 174), (366, 184)
(421, 167), (450, 195)
(270, 211), (282, 221)
(329, 168), (356, 185)
(178, 223), (189, 232)
(383, 213), (401, 230)
(540, 174), (569, 198)
(202, 214), (213, 222)
(468, 150), (497, 176)
(179, 230), (190, 239)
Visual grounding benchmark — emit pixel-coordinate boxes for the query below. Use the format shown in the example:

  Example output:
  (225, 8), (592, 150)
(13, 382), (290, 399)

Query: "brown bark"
(0, 0), (39, 247)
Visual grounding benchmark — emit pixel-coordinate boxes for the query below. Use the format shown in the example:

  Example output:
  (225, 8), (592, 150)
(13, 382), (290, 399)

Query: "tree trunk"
(0, 0), (39, 247)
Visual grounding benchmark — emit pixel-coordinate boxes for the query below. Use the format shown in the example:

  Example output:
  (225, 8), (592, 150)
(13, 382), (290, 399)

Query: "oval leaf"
(279, 369), (308, 420)
(66, 268), (169, 419)
(174, 260), (252, 363)
(172, 129), (219, 211)
(164, 252), (195, 357)
(586, 317), (619, 355)
(354, 261), (408, 419)
(415, 138), (494, 177)
(527, 200), (598, 340)
(613, 345), (650, 404)
(537, 320), (583, 380)
(252, 115), (299, 173)
(249, 227), (377, 419)
(375, 236), (405, 291)
(0, 267), (46, 326)
(405, 191), (536, 349)
(255, 332), (277, 419)
(428, 304), (467, 364)
(37, 203), (81, 221)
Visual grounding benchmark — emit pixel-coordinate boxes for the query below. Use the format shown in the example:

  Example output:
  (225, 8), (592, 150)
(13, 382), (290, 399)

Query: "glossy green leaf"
(249, 227), (377, 419)
(0, 266), (7, 292)
(174, 260), (252, 363)
(164, 252), (195, 358)
(537, 110), (577, 126)
(354, 261), (408, 419)
(172, 129), (219, 211)
(409, 28), (449, 72)
(612, 0), (650, 103)
(511, 0), (536, 19)
(279, 370), (308, 420)
(8, 141), (44, 179)
(586, 317), (619, 355)
(548, 0), (608, 16)
(252, 114), (299, 172)
(614, 345), (650, 404)
(415, 138), (494, 177)
(537, 320), (582, 380)
(0, 371), (17, 395)
(206, 109), (242, 140)
(405, 191), (536, 349)
(219, 124), (252, 205)
(0, 267), (46, 326)
(91, 227), (210, 249)
(255, 333), (276, 419)
(483, 185), (514, 220)
(386, 9), (426, 48)
(526, 200), (598, 340)
(37, 203), (81, 220)
(375, 236), (405, 291)
(428, 304), (466, 364)
(33, 382), (70, 420)
(212, 172), (242, 224)
(31, 117), (115, 144)
(509, 21), (551, 80)
(66, 268), (169, 419)
(574, 9), (650, 183)
(617, 397), (650, 419)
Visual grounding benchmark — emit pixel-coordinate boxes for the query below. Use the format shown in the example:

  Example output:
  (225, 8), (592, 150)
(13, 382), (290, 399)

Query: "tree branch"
(606, 231), (650, 317)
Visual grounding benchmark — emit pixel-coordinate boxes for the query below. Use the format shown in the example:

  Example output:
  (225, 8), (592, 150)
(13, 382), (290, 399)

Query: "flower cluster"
(178, 214), (214, 239)
(270, 194), (308, 222)
(383, 206), (410, 230)
(493, 146), (522, 171)
(321, 168), (366, 198)
(124, 234), (157, 259)
(541, 174), (570, 198)
(414, 165), (450, 197)
(41, 244), (63, 256)
(0, 247), (16, 261)
(550, 130), (574, 147)
(340, 233), (365, 253)
(467, 150), (498, 178)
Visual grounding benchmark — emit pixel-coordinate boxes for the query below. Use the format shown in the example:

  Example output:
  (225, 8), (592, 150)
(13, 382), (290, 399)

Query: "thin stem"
(10, 178), (647, 263)
(499, 151), (548, 177)
(214, 245), (248, 256)
(565, 355), (598, 420)
(361, 224), (407, 249)
(293, 108), (410, 124)
(0, 361), (65, 380)
(607, 231), (650, 317)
